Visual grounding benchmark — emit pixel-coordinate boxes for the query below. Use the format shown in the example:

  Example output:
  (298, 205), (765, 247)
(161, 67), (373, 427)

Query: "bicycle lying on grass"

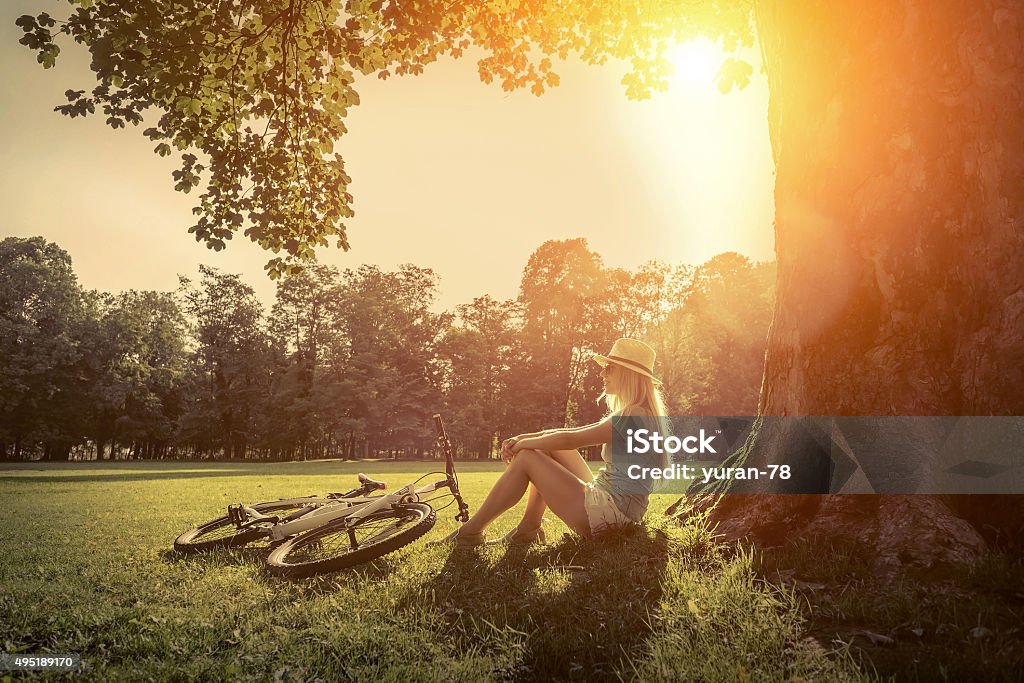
(173, 414), (470, 578)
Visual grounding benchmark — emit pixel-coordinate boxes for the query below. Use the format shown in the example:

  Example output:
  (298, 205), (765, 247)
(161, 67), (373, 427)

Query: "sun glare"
(665, 38), (720, 86)
(615, 37), (774, 269)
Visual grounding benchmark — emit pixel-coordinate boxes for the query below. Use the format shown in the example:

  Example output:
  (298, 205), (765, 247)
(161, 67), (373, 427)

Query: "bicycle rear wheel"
(174, 500), (314, 554)
(265, 502), (435, 578)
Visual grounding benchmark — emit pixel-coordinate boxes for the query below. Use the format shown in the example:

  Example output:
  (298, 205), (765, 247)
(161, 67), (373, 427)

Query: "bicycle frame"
(232, 413), (469, 544)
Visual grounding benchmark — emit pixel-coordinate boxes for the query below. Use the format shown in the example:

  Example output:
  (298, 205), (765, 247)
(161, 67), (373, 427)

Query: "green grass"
(5, 459), (992, 682)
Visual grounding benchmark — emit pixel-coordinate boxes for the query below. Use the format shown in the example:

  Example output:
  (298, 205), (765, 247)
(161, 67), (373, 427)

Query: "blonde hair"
(599, 364), (670, 473)
(599, 364), (668, 418)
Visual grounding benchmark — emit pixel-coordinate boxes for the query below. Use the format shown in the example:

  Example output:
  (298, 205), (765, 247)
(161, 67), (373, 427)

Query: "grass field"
(1, 460), (1021, 681)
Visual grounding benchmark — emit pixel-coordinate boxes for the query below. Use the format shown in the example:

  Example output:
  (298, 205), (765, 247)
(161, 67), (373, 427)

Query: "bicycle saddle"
(357, 473), (387, 490)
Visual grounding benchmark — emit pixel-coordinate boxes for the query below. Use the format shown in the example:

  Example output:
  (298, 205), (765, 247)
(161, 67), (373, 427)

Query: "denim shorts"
(582, 481), (633, 535)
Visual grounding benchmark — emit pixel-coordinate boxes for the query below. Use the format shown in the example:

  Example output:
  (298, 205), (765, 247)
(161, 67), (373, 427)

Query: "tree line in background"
(0, 235), (774, 462)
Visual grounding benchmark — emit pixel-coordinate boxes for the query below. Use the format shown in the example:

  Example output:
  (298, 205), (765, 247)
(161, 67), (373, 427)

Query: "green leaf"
(39, 44), (60, 69)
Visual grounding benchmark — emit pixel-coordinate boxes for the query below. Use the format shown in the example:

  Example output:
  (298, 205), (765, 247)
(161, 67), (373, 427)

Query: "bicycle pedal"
(227, 504), (248, 527)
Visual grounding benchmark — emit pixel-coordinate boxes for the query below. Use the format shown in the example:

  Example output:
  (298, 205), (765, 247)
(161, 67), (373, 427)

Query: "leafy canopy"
(16, 1), (754, 277)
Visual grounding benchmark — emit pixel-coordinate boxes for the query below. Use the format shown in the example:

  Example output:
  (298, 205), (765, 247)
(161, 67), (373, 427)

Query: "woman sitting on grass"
(431, 338), (668, 547)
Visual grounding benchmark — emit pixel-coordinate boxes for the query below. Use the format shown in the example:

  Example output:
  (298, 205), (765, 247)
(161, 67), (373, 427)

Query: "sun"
(664, 38), (720, 86)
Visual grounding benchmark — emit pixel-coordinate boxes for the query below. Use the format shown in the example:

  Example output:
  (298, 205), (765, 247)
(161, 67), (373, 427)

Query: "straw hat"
(593, 338), (662, 385)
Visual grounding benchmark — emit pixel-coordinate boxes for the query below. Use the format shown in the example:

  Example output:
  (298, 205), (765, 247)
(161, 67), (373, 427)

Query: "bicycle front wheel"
(265, 502), (435, 578)
(174, 500), (314, 554)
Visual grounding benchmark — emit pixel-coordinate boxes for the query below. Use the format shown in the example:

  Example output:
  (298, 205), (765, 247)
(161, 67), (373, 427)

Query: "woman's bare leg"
(460, 449), (591, 536)
(517, 450), (594, 530)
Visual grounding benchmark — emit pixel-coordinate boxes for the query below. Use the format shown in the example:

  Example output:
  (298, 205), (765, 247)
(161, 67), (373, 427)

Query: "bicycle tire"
(174, 500), (315, 554)
(265, 502), (435, 578)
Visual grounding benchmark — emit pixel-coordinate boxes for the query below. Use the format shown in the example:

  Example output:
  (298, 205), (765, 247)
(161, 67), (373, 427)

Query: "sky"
(0, 1), (775, 312)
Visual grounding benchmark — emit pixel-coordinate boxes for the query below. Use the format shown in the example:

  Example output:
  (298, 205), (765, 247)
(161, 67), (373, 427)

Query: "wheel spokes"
(285, 511), (420, 565)
(188, 504), (306, 547)
(196, 521), (245, 543)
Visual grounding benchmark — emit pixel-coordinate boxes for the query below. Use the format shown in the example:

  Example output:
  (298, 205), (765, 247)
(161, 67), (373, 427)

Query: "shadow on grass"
(160, 544), (406, 588)
(754, 536), (1024, 682)
(420, 525), (670, 681)
(0, 460), (480, 484)
(0, 471), (263, 484)
(159, 545), (271, 568)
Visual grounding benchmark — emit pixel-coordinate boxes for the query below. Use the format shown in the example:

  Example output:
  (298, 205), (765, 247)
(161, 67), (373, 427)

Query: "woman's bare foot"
(426, 526), (486, 547)
(485, 524), (547, 546)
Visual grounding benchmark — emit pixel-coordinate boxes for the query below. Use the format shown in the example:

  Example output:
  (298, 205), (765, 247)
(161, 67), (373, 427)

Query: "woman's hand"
(510, 436), (540, 456)
(500, 430), (554, 462)
(500, 436), (519, 463)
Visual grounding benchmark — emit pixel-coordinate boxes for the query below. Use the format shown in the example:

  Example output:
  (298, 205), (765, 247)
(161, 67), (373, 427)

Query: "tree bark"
(685, 0), (1024, 572)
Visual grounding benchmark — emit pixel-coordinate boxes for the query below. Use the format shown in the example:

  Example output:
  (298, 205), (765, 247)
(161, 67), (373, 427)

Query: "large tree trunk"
(685, 0), (1024, 572)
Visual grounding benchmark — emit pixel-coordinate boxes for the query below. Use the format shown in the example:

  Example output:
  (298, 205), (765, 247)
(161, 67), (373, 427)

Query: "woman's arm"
(511, 418), (613, 453)
(509, 406), (652, 455)
(513, 429), (553, 440)
(509, 419), (618, 444)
